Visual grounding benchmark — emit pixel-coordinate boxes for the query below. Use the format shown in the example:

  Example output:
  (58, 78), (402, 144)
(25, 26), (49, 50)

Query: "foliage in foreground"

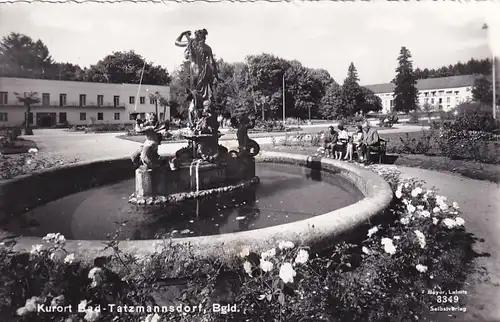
(0, 165), (475, 322)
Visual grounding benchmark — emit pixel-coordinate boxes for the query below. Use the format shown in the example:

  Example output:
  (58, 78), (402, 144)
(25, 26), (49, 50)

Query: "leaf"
(266, 294), (272, 302)
(278, 292), (285, 305)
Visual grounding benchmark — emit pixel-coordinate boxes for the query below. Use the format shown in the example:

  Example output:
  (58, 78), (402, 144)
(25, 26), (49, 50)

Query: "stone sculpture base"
(134, 161), (227, 198)
(129, 176), (260, 206)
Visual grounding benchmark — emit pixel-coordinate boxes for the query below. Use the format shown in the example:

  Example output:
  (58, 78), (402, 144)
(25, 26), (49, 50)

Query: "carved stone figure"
(230, 115), (260, 157)
(175, 29), (220, 102)
(131, 113), (167, 169)
(185, 89), (204, 130)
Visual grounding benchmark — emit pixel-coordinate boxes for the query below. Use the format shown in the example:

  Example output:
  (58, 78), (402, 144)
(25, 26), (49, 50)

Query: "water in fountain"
(0, 163), (363, 240)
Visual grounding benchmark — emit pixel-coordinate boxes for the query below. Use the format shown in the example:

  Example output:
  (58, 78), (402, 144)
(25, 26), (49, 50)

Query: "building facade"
(0, 77), (170, 127)
(364, 75), (478, 114)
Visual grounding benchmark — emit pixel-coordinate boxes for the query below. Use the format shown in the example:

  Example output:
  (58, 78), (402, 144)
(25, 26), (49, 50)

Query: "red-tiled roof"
(364, 75), (479, 94)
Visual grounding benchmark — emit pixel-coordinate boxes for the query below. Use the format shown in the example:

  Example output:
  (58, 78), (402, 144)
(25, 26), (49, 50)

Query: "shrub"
(451, 102), (500, 133)
(0, 126), (22, 148)
(435, 121), (499, 163)
(280, 132), (323, 147)
(342, 114), (365, 126)
(378, 114), (399, 128)
(396, 130), (434, 155)
(407, 111), (420, 124)
(84, 124), (132, 133)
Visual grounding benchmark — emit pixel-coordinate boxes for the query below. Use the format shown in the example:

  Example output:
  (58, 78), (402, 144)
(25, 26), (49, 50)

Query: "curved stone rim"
(1, 151), (393, 263)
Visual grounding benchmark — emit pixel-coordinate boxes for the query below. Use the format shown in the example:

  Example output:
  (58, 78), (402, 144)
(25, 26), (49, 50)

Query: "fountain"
(128, 28), (260, 207)
(0, 29), (393, 263)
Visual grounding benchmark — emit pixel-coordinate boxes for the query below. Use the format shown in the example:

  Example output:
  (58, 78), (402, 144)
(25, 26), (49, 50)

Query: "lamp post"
(483, 23), (497, 119)
(282, 73), (286, 124)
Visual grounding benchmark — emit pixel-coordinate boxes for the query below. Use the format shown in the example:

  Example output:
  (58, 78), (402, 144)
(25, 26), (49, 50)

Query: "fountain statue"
(131, 112), (167, 169)
(129, 29), (260, 206)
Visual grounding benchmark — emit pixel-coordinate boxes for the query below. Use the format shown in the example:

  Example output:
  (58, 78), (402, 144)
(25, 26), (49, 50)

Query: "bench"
(352, 138), (388, 164)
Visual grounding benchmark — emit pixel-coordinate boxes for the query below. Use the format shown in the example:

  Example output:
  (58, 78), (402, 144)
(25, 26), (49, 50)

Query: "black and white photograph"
(0, 1), (499, 321)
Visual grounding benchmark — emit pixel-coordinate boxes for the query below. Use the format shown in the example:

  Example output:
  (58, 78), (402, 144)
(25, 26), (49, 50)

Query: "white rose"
(260, 259), (274, 272)
(411, 187), (423, 197)
(261, 248), (276, 260)
(294, 249), (309, 264)
(64, 253), (75, 264)
(278, 241), (295, 250)
(414, 230), (426, 249)
(454, 217), (465, 226)
(442, 218), (457, 229)
(381, 238), (396, 255)
(416, 264), (428, 273)
(279, 263), (297, 284)
(367, 226), (379, 238)
(243, 261), (252, 277)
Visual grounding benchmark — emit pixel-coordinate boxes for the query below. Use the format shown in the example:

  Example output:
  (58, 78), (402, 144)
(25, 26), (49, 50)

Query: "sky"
(0, 1), (499, 85)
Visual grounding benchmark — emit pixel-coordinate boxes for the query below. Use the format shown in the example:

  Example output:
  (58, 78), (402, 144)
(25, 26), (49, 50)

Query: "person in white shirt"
(345, 124), (363, 161)
(334, 124), (349, 160)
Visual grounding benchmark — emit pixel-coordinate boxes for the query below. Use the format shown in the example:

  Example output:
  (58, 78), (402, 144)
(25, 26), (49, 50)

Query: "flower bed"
(0, 165), (474, 322)
(0, 150), (80, 181)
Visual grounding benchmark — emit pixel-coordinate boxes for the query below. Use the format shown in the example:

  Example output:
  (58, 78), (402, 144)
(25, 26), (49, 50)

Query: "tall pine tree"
(341, 62), (364, 116)
(391, 47), (419, 113)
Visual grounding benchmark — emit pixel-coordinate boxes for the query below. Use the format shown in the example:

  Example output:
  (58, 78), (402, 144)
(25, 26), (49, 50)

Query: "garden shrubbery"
(68, 124), (133, 133)
(0, 166), (475, 322)
(252, 119), (301, 133)
(0, 126), (22, 148)
(378, 113), (399, 128)
(0, 150), (79, 181)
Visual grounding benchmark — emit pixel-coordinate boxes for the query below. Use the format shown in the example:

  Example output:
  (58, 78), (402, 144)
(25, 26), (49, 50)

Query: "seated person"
(358, 120), (380, 164)
(334, 124), (349, 160)
(345, 124), (363, 161)
(323, 126), (338, 158)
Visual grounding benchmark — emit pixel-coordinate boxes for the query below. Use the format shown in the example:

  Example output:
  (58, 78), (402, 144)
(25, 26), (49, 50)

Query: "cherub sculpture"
(131, 113), (168, 169)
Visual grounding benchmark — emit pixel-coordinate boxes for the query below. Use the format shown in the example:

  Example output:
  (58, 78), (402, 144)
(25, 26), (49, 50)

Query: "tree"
(168, 61), (191, 118)
(245, 54), (291, 120)
(0, 32), (54, 78)
(52, 63), (85, 81)
(415, 58), (492, 80)
(359, 87), (382, 115)
(84, 50), (171, 85)
(148, 91), (169, 119)
(319, 84), (343, 119)
(472, 75), (499, 106)
(339, 62), (364, 116)
(14, 92), (40, 135)
(391, 47), (419, 113)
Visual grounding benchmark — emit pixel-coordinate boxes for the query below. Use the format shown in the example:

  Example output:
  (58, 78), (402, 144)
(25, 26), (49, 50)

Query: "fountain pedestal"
(130, 118), (260, 206)
(134, 161), (227, 198)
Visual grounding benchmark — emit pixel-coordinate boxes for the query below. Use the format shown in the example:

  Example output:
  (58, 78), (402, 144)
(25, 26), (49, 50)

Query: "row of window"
(0, 112), (122, 123)
(381, 88), (470, 98)
(383, 95), (471, 107)
(79, 112), (121, 121)
(0, 92), (158, 107)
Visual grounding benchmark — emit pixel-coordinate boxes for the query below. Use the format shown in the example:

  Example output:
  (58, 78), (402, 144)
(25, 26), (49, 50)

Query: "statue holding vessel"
(129, 29), (260, 207)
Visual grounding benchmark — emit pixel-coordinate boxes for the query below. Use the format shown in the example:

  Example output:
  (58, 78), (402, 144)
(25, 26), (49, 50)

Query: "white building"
(364, 75), (478, 114)
(0, 77), (170, 127)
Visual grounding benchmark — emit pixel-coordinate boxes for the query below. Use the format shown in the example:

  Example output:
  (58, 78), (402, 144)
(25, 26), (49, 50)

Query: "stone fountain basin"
(0, 151), (392, 264)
